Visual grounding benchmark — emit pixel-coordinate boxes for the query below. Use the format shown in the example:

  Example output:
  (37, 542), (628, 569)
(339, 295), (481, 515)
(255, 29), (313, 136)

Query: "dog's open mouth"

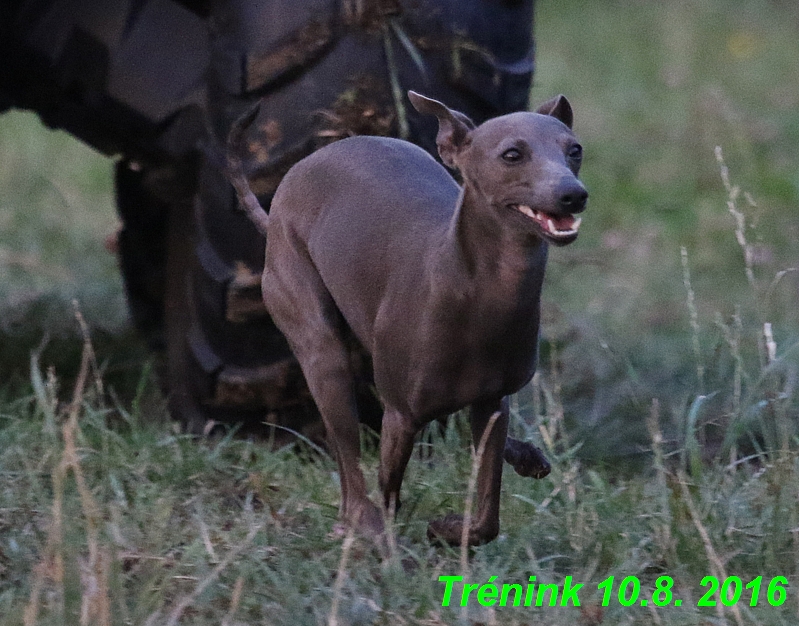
(512, 204), (582, 243)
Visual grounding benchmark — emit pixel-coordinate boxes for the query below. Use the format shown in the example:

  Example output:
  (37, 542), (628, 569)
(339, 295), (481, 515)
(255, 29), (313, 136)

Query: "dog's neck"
(441, 184), (549, 300)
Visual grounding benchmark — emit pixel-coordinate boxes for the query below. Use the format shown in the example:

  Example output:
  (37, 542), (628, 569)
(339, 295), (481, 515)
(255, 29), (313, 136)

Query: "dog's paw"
(347, 500), (385, 538)
(503, 437), (551, 479)
(427, 513), (497, 547)
(427, 513), (467, 546)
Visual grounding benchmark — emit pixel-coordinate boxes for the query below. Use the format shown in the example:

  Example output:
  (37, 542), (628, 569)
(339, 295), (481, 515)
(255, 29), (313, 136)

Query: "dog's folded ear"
(408, 91), (475, 169)
(535, 95), (573, 129)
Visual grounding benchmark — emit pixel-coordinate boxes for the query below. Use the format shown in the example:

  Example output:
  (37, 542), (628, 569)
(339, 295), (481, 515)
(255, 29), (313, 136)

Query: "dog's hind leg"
(262, 257), (383, 536)
(304, 340), (383, 534)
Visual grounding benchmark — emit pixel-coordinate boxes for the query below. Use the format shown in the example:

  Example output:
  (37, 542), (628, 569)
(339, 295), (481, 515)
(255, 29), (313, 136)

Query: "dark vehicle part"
(0, 0), (535, 436)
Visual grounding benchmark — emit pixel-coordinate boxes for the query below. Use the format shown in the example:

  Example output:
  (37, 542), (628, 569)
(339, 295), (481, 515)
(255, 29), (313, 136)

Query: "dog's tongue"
(548, 214), (578, 232)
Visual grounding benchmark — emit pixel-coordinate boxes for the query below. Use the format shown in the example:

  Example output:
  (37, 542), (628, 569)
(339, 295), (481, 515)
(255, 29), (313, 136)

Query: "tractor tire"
(1, 0), (535, 438)
(0, 0), (210, 413)
(176, 0), (535, 434)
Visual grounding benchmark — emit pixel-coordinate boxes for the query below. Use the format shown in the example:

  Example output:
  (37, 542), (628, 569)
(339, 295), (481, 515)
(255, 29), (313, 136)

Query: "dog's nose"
(557, 181), (588, 213)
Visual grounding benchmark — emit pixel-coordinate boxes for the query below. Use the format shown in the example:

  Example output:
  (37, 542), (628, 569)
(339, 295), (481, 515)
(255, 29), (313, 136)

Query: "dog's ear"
(535, 95), (573, 129)
(408, 91), (475, 169)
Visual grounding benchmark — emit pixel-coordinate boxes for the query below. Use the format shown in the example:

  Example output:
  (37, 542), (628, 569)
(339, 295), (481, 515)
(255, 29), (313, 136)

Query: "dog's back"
(268, 135), (460, 345)
(271, 135), (458, 231)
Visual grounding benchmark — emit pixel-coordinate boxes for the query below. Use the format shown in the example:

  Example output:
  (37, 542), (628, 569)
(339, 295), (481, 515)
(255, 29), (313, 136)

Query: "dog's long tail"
(224, 103), (270, 236)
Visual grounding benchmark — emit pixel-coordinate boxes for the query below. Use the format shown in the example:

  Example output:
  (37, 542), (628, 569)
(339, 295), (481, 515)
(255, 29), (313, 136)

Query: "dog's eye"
(567, 144), (583, 160)
(501, 148), (523, 163)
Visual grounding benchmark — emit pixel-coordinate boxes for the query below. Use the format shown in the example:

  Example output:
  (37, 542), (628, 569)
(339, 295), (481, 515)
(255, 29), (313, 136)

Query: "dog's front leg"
(427, 397), (509, 546)
(378, 407), (419, 516)
(466, 397), (509, 544)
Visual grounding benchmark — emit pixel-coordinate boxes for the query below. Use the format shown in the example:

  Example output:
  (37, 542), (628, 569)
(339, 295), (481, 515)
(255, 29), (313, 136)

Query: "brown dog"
(225, 91), (586, 545)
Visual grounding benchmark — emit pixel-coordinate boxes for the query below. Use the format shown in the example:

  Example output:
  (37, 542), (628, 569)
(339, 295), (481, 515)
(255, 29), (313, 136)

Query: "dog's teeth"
(515, 206), (582, 238)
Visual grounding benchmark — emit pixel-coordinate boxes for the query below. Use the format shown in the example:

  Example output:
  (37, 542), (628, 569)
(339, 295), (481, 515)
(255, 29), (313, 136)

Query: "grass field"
(2, 1), (799, 624)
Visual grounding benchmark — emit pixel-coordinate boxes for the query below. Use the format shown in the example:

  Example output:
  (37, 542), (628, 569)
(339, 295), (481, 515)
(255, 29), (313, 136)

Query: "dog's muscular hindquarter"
(226, 91), (587, 545)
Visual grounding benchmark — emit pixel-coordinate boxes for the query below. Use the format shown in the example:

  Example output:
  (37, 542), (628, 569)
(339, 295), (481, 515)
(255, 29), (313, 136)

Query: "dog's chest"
(373, 290), (541, 419)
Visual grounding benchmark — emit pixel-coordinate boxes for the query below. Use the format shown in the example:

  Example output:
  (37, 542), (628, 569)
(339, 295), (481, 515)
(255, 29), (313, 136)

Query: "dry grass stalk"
(23, 463), (65, 626)
(68, 305), (111, 626)
(382, 24), (409, 139)
(539, 463), (579, 510)
(533, 350), (567, 454)
(548, 341), (568, 448)
(646, 599), (664, 625)
(195, 500), (219, 563)
(681, 246), (705, 391)
(763, 322), (777, 365)
(79, 549), (112, 626)
(25, 305), (104, 625)
(29, 338), (58, 439)
(459, 410), (500, 622)
(221, 576), (245, 626)
(766, 268), (798, 303)
(163, 522), (263, 626)
(715, 309), (745, 424)
(715, 146), (769, 370)
(646, 399), (674, 560)
(715, 146), (756, 293)
(530, 373), (555, 451)
(328, 527), (356, 626)
(678, 472), (745, 626)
